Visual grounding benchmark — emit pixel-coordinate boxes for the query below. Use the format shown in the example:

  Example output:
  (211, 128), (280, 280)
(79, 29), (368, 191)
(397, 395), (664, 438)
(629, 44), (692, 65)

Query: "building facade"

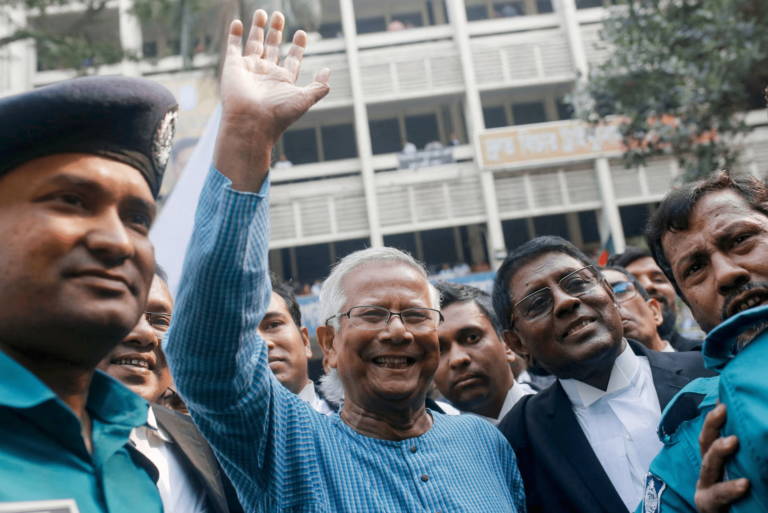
(3, 0), (768, 289)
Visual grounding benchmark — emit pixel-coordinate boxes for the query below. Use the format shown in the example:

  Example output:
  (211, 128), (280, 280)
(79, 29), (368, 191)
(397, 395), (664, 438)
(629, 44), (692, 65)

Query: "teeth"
(567, 319), (591, 336)
(374, 357), (408, 364)
(116, 359), (149, 368)
(738, 295), (765, 312)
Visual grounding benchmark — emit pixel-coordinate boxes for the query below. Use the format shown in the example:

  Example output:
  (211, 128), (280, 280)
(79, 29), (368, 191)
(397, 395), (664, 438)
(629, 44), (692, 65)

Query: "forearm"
(212, 117), (273, 194)
(165, 164), (272, 411)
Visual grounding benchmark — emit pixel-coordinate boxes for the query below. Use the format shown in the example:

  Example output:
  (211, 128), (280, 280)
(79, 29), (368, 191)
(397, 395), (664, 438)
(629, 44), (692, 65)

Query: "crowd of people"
(1, 8), (767, 513)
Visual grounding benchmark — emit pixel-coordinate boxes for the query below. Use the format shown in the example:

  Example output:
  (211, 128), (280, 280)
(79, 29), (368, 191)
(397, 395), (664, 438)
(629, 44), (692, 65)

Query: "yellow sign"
(477, 120), (623, 169)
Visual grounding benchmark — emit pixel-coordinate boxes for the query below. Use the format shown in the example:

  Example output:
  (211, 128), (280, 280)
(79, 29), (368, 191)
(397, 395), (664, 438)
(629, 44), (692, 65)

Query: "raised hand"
(214, 10), (330, 192)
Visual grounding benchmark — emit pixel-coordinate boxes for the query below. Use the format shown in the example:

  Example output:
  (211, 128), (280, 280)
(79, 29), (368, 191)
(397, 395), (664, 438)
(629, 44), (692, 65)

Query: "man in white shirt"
(492, 236), (714, 513)
(433, 281), (534, 425)
(259, 273), (334, 414)
(601, 266), (676, 352)
(98, 266), (220, 513)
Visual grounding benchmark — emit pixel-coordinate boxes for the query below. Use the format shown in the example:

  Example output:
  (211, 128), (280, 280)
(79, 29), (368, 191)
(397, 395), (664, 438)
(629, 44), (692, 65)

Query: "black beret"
(0, 76), (178, 199)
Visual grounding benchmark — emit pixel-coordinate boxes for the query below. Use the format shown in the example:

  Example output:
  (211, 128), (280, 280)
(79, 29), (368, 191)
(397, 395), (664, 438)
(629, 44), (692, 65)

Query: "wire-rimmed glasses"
(325, 306), (444, 332)
(512, 265), (601, 323)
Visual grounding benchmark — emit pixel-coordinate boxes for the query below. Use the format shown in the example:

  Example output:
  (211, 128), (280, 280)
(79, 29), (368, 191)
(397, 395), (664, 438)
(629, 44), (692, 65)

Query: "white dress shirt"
(559, 341), (664, 512)
(298, 381), (335, 415)
(436, 380), (535, 425)
(661, 341), (676, 352)
(131, 409), (209, 513)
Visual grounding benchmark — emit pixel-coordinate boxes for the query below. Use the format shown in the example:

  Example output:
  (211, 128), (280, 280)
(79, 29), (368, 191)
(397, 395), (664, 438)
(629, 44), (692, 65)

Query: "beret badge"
(153, 108), (178, 172)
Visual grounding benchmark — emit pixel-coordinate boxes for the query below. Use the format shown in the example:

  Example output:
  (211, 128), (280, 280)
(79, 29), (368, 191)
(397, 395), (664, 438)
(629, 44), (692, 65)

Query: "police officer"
(0, 76), (177, 511)
(638, 170), (768, 512)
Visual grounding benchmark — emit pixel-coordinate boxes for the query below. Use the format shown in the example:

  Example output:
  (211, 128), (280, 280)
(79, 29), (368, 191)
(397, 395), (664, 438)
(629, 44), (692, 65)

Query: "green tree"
(573, 0), (768, 181)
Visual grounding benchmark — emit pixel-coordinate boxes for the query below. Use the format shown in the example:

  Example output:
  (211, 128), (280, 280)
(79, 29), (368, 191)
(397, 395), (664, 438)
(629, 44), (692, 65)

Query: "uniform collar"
(703, 303), (768, 371)
(559, 340), (639, 407)
(0, 348), (148, 428)
(464, 380), (533, 425)
(298, 380), (318, 404)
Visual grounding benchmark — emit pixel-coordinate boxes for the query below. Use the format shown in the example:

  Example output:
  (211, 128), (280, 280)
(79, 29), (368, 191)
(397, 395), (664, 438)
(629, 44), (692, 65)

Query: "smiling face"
(257, 292), (312, 395)
(502, 252), (624, 381)
(322, 263), (440, 410)
(0, 154), (156, 368)
(625, 256), (678, 315)
(434, 301), (515, 417)
(98, 275), (173, 403)
(602, 269), (665, 351)
(662, 189), (768, 332)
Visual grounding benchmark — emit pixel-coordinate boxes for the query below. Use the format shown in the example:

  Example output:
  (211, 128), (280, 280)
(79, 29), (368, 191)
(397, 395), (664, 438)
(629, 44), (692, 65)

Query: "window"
(493, 2), (525, 17)
(534, 214), (570, 240)
(557, 98), (574, 120)
(384, 233), (418, 256)
(369, 118), (402, 155)
(579, 211), (601, 243)
(502, 219), (530, 251)
(576, 0), (604, 8)
(513, 102), (547, 125)
(322, 124), (357, 161)
(620, 205), (650, 239)
(334, 238), (370, 261)
(466, 5), (489, 21)
(283, 128), (319, 165)
(536, 0), (554, 13)
(483, 107), (508, 129)
(356, 16), (387, 34)
(421, 228), (459, 267)
(404, 114), (440, 150)
(143, 41), (157, 58)
(319, 22), (343, 39)
(391, 12), (423, 27)
(296, 243), (332, 283)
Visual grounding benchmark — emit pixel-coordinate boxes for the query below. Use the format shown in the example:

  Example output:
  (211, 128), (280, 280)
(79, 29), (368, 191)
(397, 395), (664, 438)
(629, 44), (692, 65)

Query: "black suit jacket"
(669, 329), (704, 352)
(498, 340), (716, 513)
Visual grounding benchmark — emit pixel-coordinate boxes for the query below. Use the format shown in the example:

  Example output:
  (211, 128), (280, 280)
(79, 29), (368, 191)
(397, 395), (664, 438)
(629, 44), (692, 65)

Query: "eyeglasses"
(144, 311), (171, 336)
(325, 306), (444, 332)
(611, 281), (639, 303)
(512, 265), (600, 323)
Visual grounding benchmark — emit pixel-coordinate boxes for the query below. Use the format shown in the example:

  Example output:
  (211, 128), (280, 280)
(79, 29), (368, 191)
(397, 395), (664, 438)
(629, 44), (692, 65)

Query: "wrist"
(213, 119), (273, 193)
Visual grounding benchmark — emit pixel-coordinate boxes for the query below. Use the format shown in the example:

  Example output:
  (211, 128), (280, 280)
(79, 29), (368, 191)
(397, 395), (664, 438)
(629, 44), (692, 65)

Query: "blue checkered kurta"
(165, 165), (526, 512)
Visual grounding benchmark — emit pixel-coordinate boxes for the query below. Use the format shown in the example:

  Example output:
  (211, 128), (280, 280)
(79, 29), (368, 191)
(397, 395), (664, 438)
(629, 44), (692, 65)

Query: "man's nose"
(712, 253), (750, 295)
(447, 344), (471, 369)
(125, 317), (161, 348)
(84, 209), (134, 265)
(380, 314), (411, 344)
(552, 287), (581, 318)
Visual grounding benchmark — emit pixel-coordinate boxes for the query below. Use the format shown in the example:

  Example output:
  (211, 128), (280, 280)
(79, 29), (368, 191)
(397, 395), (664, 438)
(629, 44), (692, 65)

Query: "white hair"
(317, 247), (441, 405)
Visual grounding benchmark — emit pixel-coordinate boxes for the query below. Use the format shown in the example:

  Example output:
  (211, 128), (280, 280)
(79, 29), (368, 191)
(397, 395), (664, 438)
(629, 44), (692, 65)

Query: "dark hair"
(645, 171), (768, 300)
(155, 263), (169, 284)
(600, 265), (651, 301)
(270, 272), (303, 329)
(492, 236), (597, 331)
(606, 247), (652, 268)
(435, 281), (503, 338)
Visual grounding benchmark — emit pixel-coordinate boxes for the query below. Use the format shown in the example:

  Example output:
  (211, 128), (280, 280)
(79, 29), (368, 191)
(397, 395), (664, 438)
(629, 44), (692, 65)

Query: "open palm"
(221, 10), (330, 147)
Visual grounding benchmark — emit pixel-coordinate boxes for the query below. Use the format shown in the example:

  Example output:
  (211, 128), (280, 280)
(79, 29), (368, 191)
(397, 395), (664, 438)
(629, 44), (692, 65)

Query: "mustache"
(720, 282), (768, 322)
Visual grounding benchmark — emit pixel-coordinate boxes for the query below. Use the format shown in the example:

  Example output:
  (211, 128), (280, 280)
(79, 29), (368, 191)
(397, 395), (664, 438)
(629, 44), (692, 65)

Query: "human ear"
(647, 298), (664, 328)
(502, 328), (528, 361)
(503, 343), (517, 364)
(301, 326), (312, 359)
(316, 325), (338, 369)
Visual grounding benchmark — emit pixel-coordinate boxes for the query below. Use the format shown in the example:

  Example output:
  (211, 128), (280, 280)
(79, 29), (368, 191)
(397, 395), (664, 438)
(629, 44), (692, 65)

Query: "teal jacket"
(637, 304), (768, 513)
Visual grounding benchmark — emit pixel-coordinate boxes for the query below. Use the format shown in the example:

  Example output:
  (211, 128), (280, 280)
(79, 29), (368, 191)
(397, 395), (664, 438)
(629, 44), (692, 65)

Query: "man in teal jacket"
(638, 169), (768, 512)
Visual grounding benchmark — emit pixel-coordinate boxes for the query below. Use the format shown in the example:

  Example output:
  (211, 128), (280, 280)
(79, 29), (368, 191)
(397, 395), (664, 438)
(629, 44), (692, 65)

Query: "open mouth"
(372, 356), (415, 369)
(112, 358), (150, 370)
(562, 318), (595, 339)
(729, 292), (768, 318)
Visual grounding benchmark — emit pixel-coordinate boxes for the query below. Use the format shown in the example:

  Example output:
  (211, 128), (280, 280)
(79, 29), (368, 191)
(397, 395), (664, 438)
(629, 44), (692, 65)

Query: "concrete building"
(3, 0), (768, 289)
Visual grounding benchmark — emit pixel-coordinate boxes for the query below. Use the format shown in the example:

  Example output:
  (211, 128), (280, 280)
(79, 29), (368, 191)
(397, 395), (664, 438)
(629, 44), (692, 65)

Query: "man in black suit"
(607, 247), (702, 351)
(492, 236), (715, 513)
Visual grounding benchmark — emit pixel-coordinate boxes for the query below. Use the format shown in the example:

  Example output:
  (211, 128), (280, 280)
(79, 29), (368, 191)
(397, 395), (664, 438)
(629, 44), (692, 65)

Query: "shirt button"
(421, 474), (429, 482)
(625, 433), (632, 441)
(410, 446), (418, 453)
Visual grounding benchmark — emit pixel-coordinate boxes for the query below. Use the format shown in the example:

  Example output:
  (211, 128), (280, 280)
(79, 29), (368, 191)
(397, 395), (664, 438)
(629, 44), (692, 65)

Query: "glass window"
(576, 0), (604, 8)
(391, 12), (424, 27)
(557, 98), (574, 120)
(579, 211), (601, 243)
(513, 102), (547, 125)
(384, 233), (419, 255)
(404, 114), (440, 150)
(296, 243), (332, 283)
(483, 106), (508, 129)
(283, 128), (319, 165)
(536, 0), (554, 13)
(421, 228), (459, 267)
(319, 22), (343, 39)
(493, 2), (525, 17)
(357, 16), (387, 34)
(466, 5), (489, 21)
(620, 204), (650, 239)
(334, 238), (370, 261)
(503, 219), (530, 251)
(534, 214), (570, 240)
(322, 124), (358, 161)
(369, 118), (402, 155)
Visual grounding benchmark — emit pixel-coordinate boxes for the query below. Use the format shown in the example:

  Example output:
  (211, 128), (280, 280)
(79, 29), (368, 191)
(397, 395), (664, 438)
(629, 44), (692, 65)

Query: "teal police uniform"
(637, 303), (768, 513)
(0, 349), (163, 512)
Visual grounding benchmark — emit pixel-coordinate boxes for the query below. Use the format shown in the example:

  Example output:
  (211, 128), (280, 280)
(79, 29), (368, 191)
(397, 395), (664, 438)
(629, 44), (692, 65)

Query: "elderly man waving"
(164, 10), (526, 512)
